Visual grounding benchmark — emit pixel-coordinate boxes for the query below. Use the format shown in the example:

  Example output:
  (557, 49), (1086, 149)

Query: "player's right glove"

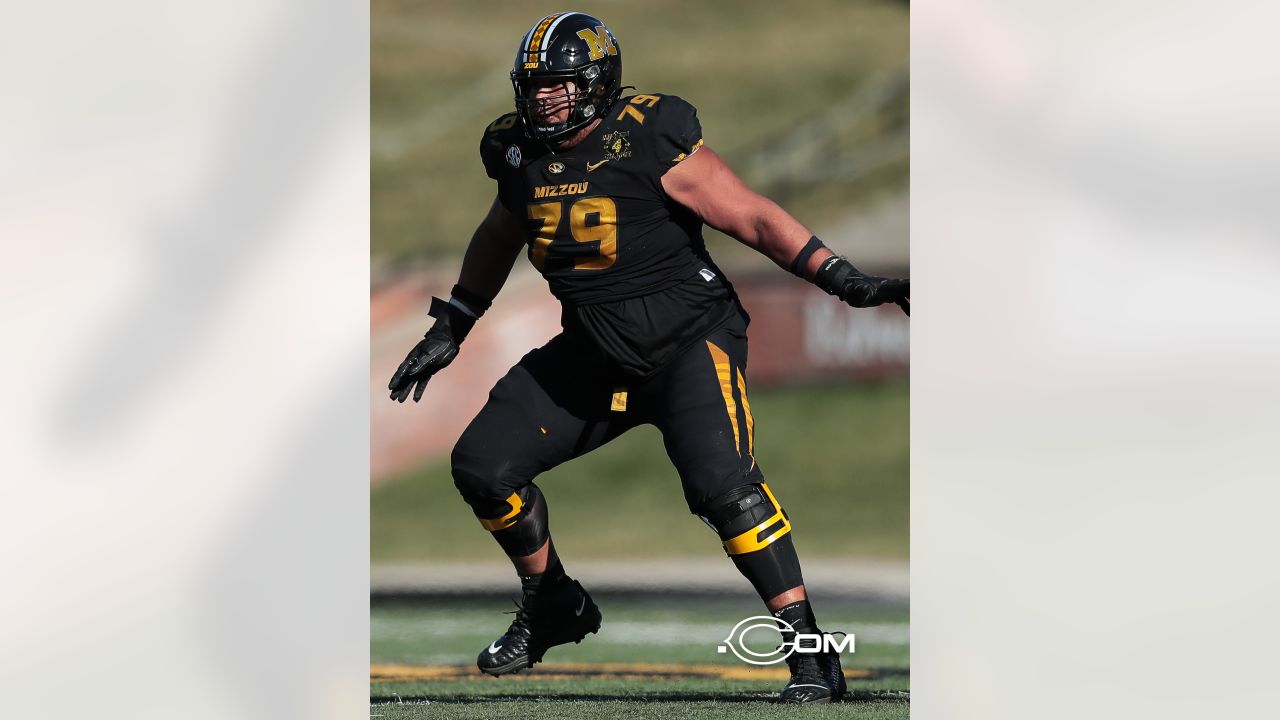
(388, 297), (475, 403)
(814, 255), (910, 316)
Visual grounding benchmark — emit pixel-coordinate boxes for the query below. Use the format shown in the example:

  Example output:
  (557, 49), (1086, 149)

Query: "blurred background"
(371, 0), (909, 596)
(370, 4), (910, 704)
(8, 0), (1280, 717)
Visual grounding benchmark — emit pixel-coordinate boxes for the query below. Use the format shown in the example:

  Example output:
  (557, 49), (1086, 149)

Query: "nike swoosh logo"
(487, 641), (502, 655)
(575, 595), (587, 616)
(586, 159), (609, 172)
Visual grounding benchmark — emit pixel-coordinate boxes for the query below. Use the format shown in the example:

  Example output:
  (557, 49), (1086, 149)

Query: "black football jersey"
(479, 93), (746, 377)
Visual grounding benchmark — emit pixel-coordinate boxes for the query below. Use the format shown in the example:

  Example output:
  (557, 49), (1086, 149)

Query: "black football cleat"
(777, 643), (848, 704)
(476, 578), (602, 676)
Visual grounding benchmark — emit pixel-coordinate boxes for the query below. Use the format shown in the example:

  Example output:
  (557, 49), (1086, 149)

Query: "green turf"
(372, 697), (908, 720)
(372, 0), (908, 264)
(371, 692), (909, 719)
(371, 379), (909, 563)
(372, 597), (909, 718)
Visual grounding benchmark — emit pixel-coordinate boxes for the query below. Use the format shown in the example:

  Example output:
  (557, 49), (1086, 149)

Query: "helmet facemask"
(512, 62), (612, 144)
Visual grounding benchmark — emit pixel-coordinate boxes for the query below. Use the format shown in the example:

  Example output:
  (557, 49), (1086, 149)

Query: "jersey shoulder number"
(485, 112), (519, 134)
(613, 93), (704, 167)
(479, 112), (524, 180)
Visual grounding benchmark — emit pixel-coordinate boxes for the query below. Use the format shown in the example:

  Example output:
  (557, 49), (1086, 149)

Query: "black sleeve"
(479, 113), (519, 180)
(649, 95), (705, 168)
(479, 130), (500, 181)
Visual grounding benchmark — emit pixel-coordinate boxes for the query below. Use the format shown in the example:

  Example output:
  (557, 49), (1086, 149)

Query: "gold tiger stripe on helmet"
(478, 491), (524, 531)
(523, 13), (564, 69)
(722, 483), (792, 555)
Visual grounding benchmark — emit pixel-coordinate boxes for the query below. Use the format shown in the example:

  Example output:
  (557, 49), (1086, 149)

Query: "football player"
(387, 11), (908, 705)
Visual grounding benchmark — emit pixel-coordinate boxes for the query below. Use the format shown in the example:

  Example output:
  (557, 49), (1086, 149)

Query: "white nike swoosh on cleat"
(786, 684), (829, 690)
(575, 595), (587, 616)
(487, 641), (502, 655)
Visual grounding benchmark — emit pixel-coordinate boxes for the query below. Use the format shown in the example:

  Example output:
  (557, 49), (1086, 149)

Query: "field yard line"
(370, 661), (878, 683)
(370, 688), (911, 706)
(372, 559), (909, 603)
(372, 616), (909, 646)
(597, 620), (908, 646)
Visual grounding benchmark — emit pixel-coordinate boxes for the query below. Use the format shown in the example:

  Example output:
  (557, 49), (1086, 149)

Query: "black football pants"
(451, 310), (765, 523)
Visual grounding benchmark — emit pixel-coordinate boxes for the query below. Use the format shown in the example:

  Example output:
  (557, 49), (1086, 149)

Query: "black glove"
(814, 255), (910, 316)
(388, 297), (475, 403)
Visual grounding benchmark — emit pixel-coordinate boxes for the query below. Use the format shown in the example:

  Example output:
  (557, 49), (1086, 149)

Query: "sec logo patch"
(548, 161), (565, 174)
(506, 145), (522, 167)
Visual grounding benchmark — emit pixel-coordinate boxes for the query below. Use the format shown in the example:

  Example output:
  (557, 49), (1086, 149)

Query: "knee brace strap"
(479, 483), (550, 557)
(479, 491), (526, 531)
(702, 482), (792, 556)
(702, 482), (803, 601)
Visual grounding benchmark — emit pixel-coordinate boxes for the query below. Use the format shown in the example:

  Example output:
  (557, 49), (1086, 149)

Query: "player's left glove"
(388, 297), (475, 403)
(814, 255), (910, 316)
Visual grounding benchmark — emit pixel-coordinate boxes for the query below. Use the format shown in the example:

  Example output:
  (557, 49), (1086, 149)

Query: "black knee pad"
(699, 483), (804, 600)
(451, 436), (519, 515)
(476, 483), (550, 558)
(451, 435), (548, 557)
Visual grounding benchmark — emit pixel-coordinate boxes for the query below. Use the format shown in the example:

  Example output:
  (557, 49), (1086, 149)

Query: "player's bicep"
(478, 195), (525, 253)
(661, 147), (769, 238)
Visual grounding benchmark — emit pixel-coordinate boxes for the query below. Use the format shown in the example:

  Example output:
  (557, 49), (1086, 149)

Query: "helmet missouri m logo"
(576, 27), (617, 61)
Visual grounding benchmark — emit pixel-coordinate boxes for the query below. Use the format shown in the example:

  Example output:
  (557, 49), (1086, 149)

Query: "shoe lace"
(503, 579), (575, 637)
(784, 649), (825, 684)
(503, 591), (542, 635)
(783, 628), (849, 685)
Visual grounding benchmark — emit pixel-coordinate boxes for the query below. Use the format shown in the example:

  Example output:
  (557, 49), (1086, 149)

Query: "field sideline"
(371, 596), (909, 718)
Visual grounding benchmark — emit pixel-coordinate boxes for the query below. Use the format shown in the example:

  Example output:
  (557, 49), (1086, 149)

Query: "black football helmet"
(510, 12), (623, 143)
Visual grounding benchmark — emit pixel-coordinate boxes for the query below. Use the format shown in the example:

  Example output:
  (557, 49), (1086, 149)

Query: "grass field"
(371, 380), (909, 563)
(371, 596), (909, 718)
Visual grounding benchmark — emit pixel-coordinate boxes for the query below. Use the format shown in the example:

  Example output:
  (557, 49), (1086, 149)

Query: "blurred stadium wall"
(371, 0), (909, 484)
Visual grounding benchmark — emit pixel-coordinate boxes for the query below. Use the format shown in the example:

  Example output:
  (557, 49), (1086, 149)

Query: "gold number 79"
(528, 197), (617, 271)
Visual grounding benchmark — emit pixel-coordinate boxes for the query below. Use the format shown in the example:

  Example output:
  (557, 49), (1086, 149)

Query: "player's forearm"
(734, 200), (905, 308)
(391, 217), (519, 403)
(421, 228), (519, 353)
(733, 198), (831, 280)
(450, 197), (525, 314)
